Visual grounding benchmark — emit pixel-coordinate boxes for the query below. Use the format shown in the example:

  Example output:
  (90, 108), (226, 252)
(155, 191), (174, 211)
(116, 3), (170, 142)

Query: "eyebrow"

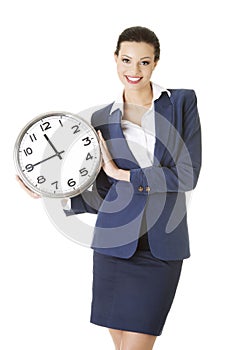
(122, 55), (152, 60)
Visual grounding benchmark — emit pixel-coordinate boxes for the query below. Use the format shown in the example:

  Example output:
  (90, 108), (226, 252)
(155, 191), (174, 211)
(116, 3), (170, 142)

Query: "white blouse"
(111, 82), (171, 168)
(121, 119), (155, 167)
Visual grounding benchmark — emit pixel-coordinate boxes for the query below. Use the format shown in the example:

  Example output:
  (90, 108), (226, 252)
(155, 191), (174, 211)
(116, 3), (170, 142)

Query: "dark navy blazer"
(65, 89), (202, 260)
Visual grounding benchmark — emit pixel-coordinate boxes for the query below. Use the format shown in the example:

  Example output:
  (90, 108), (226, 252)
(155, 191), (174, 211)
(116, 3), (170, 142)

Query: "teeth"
(127, 76), (141, 82)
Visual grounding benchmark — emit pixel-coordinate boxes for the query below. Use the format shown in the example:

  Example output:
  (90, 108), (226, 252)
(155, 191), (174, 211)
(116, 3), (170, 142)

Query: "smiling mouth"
(125, 76), (142, 84)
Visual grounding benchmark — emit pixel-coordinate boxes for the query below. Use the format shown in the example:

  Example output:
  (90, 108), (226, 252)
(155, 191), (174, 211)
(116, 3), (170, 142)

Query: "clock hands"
(44, 134), (63, 160)
(32, 134), (65, 168)
(33, 151), (65, 167)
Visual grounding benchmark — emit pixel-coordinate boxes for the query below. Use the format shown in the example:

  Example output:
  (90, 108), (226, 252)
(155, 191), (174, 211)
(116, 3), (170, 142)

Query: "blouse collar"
(110, 82), (171, 114)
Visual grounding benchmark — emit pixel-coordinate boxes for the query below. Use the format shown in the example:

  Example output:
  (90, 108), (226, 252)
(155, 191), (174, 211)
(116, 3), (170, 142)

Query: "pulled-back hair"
(115, 26), (160, 62)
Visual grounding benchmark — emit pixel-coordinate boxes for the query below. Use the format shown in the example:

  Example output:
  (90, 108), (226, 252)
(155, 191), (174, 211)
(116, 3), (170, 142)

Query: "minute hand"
(33, 151), (65, 167)
(44, 134), (63, 160)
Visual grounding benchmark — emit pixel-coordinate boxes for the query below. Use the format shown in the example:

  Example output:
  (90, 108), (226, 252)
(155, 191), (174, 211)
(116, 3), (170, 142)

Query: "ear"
(114, 53), (118, 63)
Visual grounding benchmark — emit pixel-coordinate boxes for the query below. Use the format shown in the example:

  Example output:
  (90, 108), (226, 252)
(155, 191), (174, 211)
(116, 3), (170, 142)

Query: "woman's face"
(114, 41), (157, 91)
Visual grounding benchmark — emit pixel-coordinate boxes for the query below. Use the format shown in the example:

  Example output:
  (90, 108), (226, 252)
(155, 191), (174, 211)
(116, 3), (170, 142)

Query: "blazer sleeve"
(129, 90), (202, 194)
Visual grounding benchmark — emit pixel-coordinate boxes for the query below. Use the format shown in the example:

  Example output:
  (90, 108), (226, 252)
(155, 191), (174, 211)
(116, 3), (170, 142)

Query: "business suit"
(65, 87), (201, 336)
(66, 88), (202, 261)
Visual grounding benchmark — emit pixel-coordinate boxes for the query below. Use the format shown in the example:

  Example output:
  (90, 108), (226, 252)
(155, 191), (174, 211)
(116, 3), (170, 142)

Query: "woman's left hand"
(97, 130), (130, 182)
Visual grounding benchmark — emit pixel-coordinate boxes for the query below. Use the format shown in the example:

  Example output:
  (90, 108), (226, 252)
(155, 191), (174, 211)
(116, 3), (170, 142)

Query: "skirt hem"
(90, 318), (163, 337)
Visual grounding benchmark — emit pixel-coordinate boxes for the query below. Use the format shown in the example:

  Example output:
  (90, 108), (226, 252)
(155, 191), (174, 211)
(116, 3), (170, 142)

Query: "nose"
(130, 62), (141, 76)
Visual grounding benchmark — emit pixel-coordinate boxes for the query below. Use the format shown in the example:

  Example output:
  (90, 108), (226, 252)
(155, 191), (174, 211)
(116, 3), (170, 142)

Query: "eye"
(122, 58), (130, 64)
(141, 61), (150, 66)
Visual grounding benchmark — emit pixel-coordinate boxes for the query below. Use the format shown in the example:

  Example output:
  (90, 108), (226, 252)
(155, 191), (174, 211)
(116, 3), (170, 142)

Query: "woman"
(17, 26), (202, 350)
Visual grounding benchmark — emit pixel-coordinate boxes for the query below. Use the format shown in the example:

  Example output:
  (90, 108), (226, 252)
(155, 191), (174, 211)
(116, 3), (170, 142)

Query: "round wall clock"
(14, 111), (101, 198)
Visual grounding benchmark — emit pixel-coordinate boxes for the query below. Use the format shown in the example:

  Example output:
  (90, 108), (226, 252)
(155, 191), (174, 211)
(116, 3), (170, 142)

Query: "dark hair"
(115, 26), (160, 62)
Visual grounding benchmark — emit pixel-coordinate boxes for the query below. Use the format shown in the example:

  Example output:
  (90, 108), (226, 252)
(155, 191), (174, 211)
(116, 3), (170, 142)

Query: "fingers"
(97, 130), (112, 163)
(16, 175), (41, 199)
(97, 130), (120, 179)
(97, 129), (104, 141)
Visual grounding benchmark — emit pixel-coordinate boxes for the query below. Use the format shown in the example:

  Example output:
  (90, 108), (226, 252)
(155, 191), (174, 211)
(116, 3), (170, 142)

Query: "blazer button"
(145, 186), (151, 192)
(138, 186), (144, 192)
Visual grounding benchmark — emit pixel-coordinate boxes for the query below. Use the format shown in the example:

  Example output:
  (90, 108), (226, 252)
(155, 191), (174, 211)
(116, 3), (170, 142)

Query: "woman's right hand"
(16, 175), (41, 199)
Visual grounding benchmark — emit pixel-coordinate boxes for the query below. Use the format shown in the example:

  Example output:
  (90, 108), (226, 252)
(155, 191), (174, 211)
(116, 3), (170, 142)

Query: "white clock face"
(14, 112), (101, 198)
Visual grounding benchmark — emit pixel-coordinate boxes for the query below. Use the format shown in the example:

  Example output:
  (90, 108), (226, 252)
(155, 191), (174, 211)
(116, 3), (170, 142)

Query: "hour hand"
(44, 134), (63, 159)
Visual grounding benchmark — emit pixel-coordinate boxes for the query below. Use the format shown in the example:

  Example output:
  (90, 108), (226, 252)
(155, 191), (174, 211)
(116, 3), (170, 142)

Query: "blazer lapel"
(108, 108), (140, 169)
(153, 91), (174, 165)
(106, 91), (173, 170)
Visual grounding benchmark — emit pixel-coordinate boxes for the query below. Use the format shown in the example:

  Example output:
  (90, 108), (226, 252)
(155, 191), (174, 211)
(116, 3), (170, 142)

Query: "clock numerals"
(71, 125), (80, 134)
(15, 113), (101, 197)
(37, 176), (46, 184)
(79, 167), (88, 177)
(23, 147), (33, 156)
(25, 164), (34, 172)
(86, 152), (93, 160)
(40, 121), (51, 132)
(68, 178), (76, 187)
(51, 181), (58, 190)
(82, 136), (93, 146)
(29, 133), (37, 142)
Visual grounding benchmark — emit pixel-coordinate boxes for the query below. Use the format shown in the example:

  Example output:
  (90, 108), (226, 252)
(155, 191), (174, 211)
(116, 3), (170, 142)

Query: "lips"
(125, 76), (142, 84)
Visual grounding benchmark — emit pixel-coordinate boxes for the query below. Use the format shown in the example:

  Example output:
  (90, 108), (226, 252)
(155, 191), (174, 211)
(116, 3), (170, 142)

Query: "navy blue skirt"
(90, 234), (183, 336)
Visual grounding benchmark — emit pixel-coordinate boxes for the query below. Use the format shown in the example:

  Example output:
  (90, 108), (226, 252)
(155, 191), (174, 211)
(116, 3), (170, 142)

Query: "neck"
(124, 83), (153, 107)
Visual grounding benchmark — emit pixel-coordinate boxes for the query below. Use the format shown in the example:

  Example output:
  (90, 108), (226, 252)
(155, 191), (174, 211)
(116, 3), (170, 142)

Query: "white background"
(1, 0), (233, 349)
